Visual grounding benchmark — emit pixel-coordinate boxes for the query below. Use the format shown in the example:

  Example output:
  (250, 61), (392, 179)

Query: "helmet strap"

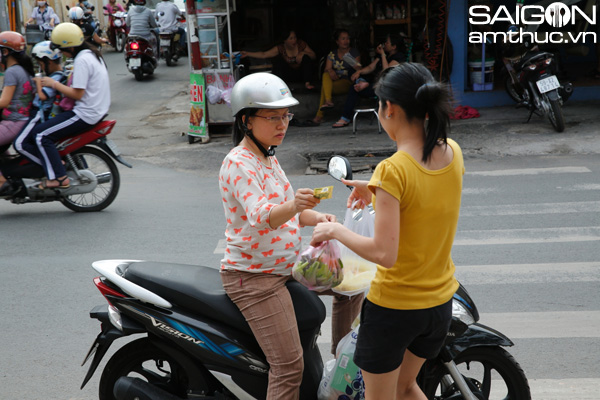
(246, 131), (276, 157)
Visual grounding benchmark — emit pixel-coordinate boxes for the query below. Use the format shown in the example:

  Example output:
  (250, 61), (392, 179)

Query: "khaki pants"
(221, 269), (363, 400)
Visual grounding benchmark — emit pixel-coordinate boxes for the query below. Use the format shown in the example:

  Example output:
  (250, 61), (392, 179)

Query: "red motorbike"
(0, 119), (131, 212)
(125, 35), (158, 81)
(104, 7), (128, 52)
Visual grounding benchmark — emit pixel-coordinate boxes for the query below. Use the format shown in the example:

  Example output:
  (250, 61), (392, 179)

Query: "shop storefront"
(188, 0), (599, 138)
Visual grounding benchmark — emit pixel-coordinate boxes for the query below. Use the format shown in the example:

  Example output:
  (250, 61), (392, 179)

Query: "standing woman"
(19, 23), (110, 189)
(219, 72), (363, 399)
(311, 63), (463, 400)
(311, 29), (361, 125)
(0, 31), (35, 155)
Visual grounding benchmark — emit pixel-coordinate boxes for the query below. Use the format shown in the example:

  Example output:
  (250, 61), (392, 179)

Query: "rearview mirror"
(327, 156), (352, 183)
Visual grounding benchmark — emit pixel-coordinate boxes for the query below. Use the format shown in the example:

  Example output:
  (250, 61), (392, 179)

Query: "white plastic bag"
(292, 241), (344, 292)
(332, 205), (377, 296)
(317, 326), (365, 400)
(206, 73), (235, 106)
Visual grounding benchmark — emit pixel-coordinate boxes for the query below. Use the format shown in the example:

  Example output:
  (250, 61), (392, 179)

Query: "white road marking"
(460, 201), (600, 217)
(455, 262), (600, 284)
(466, 166), (591, 176)
(454, 226), (600, 246)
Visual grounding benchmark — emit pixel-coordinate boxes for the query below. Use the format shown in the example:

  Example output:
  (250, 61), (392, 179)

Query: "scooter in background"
(125, 35), (157, 81)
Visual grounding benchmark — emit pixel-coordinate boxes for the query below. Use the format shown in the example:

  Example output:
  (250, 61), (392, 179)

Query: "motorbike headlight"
(114, 19), (122, 27)
(544, 58), (552, 65)
(527, 64), (537, 70)
(452, 299), (476, 326)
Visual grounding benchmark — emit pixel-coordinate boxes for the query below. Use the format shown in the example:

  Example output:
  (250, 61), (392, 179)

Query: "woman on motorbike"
(13, 41), (65, 164)
(19, 22), (110, 189)
(311, 63), (463, 400)
(0, 32), (35, 154)
(219, 72), (364, 399)
(26, 1), (57, 29)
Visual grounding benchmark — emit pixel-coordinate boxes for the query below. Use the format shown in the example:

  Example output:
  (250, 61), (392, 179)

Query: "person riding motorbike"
(155, 0), (186, 51)
(69, 6), (107, 48)
(126, 0), (158, 57)
(0, 32), (35, 155)
(18, 22), (110, 190)
(25, 1), (57, 30)
(219, 72), (364, 399)
(13, 41), (65, 165)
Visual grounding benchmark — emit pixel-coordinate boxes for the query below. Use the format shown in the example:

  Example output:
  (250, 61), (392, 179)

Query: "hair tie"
(415, 83), (431, 102)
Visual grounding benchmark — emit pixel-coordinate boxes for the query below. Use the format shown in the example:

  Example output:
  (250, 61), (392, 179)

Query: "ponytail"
(375, 63), (452, 162)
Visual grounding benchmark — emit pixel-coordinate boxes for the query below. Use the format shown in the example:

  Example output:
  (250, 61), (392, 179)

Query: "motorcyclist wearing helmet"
(126, 0), (158, 57)
(13, 41), (65, 164)
(17, 23), (110, 190)
(155, 0), (186, 51)
(219, 72), (363, 399)
(69, 6), (107, 48)
(0, 32), (35, 157)
(25, 1), (58, 29)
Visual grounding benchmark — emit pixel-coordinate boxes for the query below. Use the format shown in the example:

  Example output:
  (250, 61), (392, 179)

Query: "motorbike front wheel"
(115, 32), (125, 53)
(546, 96), (565, 133)
(421, 346), (531, 400)
(99, 338), (191, 400)
(61, 146), (120, 212)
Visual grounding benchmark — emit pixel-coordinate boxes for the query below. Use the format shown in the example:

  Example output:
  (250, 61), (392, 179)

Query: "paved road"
(1, 50), (599, 399)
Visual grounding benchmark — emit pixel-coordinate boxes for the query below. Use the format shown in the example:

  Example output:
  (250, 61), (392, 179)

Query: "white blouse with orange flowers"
(219, 146), (302, 275)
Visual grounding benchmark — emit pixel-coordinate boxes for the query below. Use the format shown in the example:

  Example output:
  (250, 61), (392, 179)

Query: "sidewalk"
(126, 89), (600, 177)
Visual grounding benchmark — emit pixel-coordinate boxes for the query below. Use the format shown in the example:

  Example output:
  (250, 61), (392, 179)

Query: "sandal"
(39, 176), (70, 189)
(320, 101), (334, 111)
(332, 119), (350, 128)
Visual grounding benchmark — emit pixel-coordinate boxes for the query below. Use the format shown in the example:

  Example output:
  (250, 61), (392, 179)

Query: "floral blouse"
(327, 47), (360, 78)
(219, 146), (302, 275)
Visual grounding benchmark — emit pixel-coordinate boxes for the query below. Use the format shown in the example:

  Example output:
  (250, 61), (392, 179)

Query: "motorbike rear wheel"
(99, 338), (191, 400)
(504, 75), (526, 103)
(61, 146), (120, 212)
(165, 49), (173, 66)
(134, 69), (144, 81)
(421, 346), (531, 400)
(547, 97), (565, 133)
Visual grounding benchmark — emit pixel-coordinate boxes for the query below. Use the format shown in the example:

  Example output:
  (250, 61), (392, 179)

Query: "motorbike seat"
(122, 261), (326, 335)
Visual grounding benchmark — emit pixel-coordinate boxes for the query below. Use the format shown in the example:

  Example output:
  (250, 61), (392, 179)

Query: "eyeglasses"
(252, 113), (294, 124)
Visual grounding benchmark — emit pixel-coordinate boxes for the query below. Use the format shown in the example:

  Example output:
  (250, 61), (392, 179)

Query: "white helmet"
(230, 73), (299, 116)
(32, 40), (62, 60)
(68, 6), (85, 21)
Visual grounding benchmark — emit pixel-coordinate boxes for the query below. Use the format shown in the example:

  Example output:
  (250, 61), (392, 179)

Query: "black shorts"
(354, 298), (452, 374)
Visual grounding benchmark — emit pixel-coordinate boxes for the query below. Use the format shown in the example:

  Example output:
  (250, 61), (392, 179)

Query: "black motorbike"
(81, 157), (531, 400)
(158, 14), (187, 66)
(502, 39), (573, 133)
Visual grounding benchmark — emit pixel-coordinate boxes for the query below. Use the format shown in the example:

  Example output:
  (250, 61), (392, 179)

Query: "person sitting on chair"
(241, 29), (317, 91)
(332, 33), (406, 128)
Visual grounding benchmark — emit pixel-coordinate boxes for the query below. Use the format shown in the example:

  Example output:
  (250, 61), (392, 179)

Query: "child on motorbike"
(18, 22), (110, 190)
(220, 72), (364, 399)
(69, 6), (108, 48)
(13, 41), (65, 164)
(311, 63), (463, 400)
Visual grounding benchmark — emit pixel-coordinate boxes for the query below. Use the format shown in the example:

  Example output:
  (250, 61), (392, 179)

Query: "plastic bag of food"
(292, 240), (344, 292)
(317, 325), (365, 400)
(333, 205), (377, 296)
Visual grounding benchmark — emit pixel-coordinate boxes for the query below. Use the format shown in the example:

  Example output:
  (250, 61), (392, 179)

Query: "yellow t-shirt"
(366, 139), (464, 310)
